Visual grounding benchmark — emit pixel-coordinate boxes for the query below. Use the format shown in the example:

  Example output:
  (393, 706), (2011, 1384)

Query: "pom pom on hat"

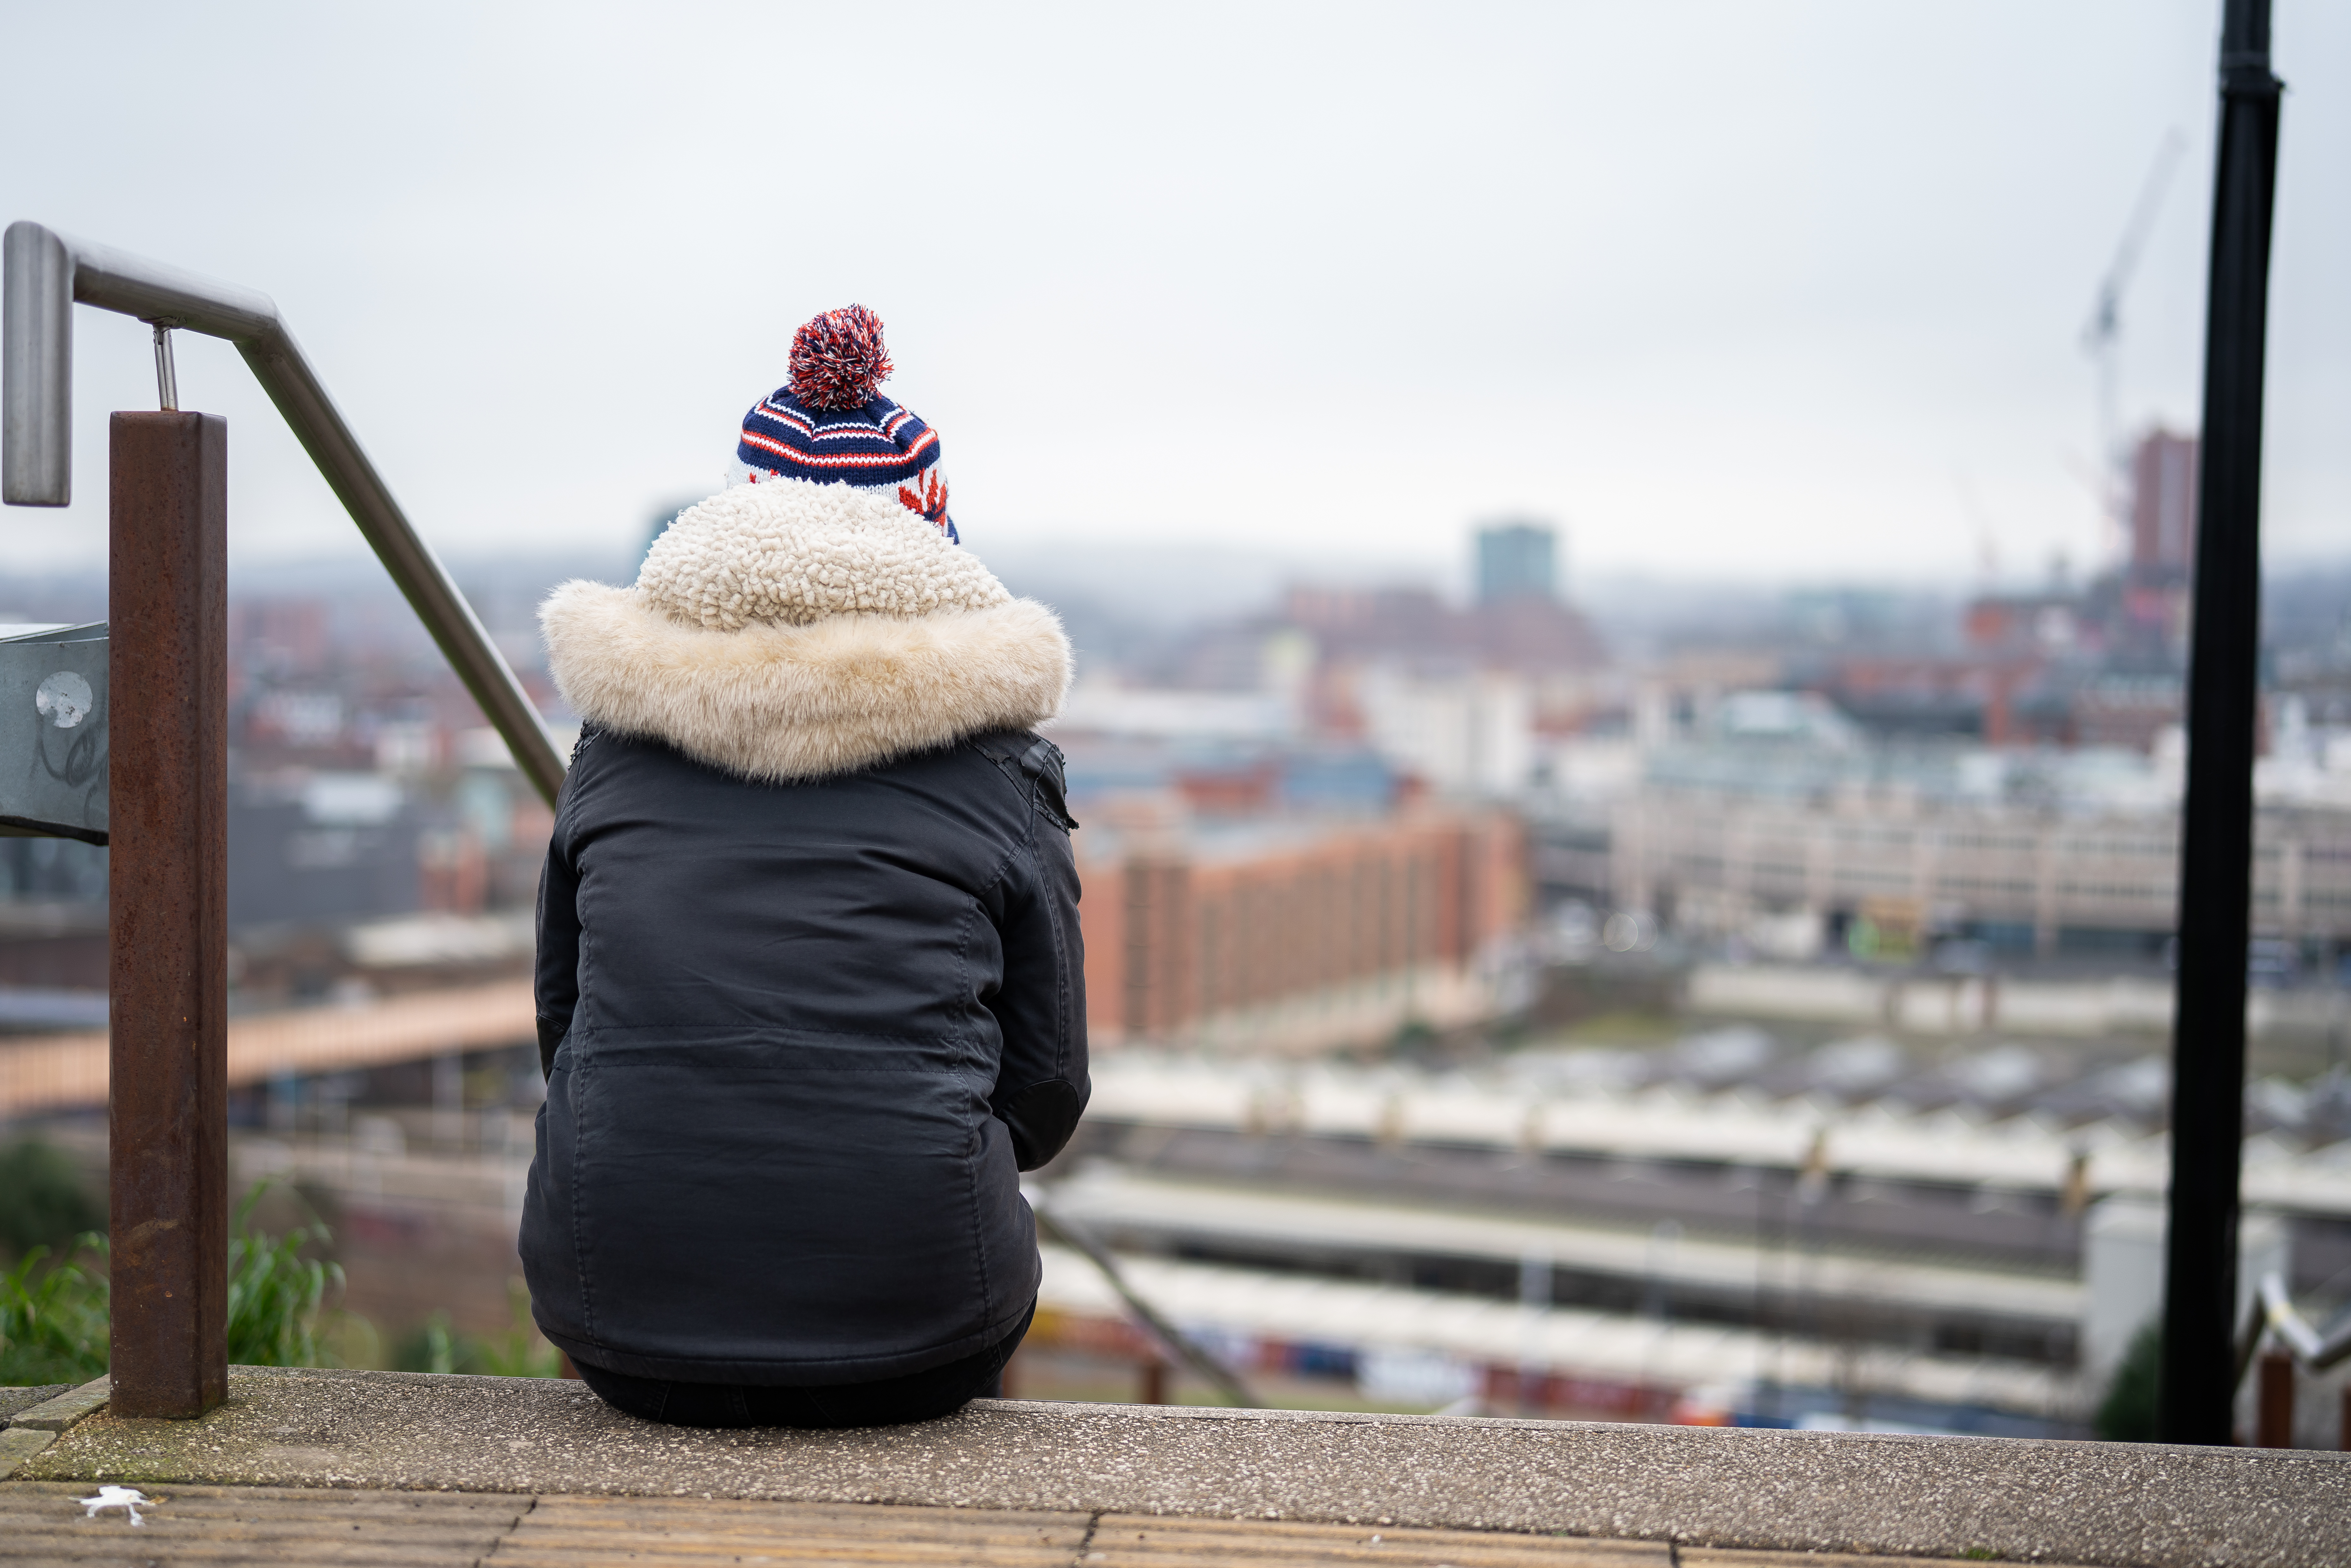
(788, 305), (894, 411)
(733, 304), (956, 542)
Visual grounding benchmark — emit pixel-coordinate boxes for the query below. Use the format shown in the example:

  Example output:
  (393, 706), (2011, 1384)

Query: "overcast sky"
(4, 1), (2345, 592)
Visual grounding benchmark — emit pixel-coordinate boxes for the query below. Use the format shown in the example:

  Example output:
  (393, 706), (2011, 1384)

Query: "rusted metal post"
(106, 411), (228, 1418)
(2255, 1352), (2293, 1448)
(2255, 1352), (2294, 1447)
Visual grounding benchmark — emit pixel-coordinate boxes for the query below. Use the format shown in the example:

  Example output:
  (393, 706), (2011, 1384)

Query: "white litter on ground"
(76, 1485), (151, 1526)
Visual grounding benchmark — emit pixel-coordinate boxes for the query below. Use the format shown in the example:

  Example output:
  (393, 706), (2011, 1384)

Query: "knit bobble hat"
(731, 305), (956, 544)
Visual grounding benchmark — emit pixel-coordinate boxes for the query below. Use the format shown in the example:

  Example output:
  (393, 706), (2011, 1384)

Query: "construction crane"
(2081, 130), (2187, 551)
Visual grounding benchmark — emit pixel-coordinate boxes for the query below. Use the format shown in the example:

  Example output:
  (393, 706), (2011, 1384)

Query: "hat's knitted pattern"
(733, 305), (957, 543)
(735, 392), (939, 488)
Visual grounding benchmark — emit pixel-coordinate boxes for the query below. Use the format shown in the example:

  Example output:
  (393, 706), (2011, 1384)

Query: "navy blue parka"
(521, 724), (1087, 1385)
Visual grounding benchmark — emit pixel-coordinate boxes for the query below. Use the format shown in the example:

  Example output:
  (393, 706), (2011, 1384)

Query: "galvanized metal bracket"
(0, 619), (108, 844)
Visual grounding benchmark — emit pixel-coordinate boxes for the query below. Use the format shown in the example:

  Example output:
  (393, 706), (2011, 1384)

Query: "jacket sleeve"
(985, 810), (1090, 1171)
(535, 820), (583, 1081)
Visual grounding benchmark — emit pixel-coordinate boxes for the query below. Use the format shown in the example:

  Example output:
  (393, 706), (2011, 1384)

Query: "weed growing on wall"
(0, 1180), (351, 1383)
(394, 1280), (562, 1378)
(2096, 1320), (2161, 1442)
(0, 1138), (104, 1261)
(0, 1240), (109, 1384)
(225, 1184), (345, 1368)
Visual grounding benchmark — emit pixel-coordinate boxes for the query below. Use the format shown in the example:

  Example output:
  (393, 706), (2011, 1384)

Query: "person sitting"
(521, 305), (1086, 1429)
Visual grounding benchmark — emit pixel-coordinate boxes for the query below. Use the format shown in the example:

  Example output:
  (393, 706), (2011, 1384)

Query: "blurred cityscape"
(5, 426), (2351, 1441)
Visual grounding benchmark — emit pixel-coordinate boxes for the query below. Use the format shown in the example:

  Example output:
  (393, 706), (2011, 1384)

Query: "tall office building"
(1475, 521), (1557, 604)
(2130, 430), (2198, 577)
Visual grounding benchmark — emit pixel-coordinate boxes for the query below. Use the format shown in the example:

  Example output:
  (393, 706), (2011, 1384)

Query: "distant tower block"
(1476, 521), (1557, 604)
(2131, 430), (2198, 577)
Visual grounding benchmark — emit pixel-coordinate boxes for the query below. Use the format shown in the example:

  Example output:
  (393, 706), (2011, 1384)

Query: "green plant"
(397, 1312), (462, 1375)
(472, 1280), (563, 1378)
(2095, 1320), (2162, 1442)
(393, 1282), (562, 1379)
(1389, 1018), (1439, 1058)
(225, 1184), (346, 1367)
(0, 1138), (104, 1260)
(0, 1180), (351, 1382)
(0, 1238), (109, 1385)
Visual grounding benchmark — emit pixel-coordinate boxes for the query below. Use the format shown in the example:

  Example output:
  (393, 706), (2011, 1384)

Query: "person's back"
(522, 307), (1084, 1428)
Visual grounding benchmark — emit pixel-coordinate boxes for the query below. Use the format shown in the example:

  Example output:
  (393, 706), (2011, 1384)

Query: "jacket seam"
(568, 1053), (597, 1343)
(975, 741), (1072, 1128)
(554, 724), (596, 838)
(551, 737), (595, 1346)
(1038, 836), (1072, 1083)
(966, 807), (1024, 1065)
(962, 744), (1037, 1325)
(540, 749), (586, 1055)
(967, 1112), (993, 1328)
(950, 898), (980, 1073)
(971, 735), (1070, 843)
(967, 758), (1024, 900)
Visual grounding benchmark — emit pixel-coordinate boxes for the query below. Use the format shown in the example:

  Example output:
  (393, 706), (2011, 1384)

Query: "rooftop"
(1080, 1053), (2351, 1220)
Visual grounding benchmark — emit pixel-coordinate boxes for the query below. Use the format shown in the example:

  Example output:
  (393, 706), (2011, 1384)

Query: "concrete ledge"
(0, 1386), (70, 1424)
(4, 1377), (108, 1433)
(16, 1367), (2348, 1568)
(0, 1427), (55, 1480)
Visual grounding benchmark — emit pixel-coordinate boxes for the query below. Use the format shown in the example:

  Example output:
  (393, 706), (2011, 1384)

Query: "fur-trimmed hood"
(542, 478), (1070, 783)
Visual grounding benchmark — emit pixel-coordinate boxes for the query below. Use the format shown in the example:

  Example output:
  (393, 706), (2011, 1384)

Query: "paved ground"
(5, 1367), (2348, 1567)
(0, 1386), (68, 1423)
(0, 1480), (2115, 1566)
(0, 1483), (1669, 1566)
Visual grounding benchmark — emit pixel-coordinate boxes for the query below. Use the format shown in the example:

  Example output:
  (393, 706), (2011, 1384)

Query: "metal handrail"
(1028, 1190), (1260, 1407)
(2234, 1270), (2351, 1388)
(2, 221), (566, 806)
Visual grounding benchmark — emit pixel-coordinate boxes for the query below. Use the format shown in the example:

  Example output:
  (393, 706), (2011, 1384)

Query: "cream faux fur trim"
(541, 583), (1072, 783)
(641, 475), (997, 630)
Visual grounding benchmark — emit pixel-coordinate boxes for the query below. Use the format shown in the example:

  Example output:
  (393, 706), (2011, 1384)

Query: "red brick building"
(1075, 809), (1525, 1053)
